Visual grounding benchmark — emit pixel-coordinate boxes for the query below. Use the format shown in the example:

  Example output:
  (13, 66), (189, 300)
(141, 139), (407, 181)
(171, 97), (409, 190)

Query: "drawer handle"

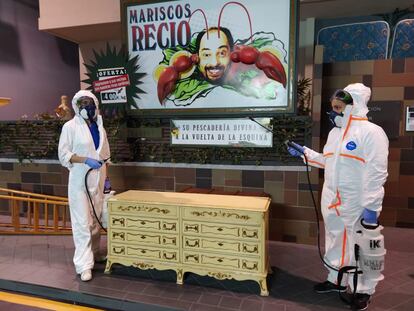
(112, 218), (125, 226)
(217, 258), (223, 263)
(141, 250), (146, 254)
(185, 239), (199, 248)
(242, 261), (258, 271)
(163, 253), (176, 260)
(218, 242), (224, 247)
(112, 232), (125, 240)
(140, 236), (146, 239)
(185, 224), (199, 232)
(163, 238), (176, 245)
(217, 227), (223, 232)
(185, 254), (199, 262)
(243, 245), (258, 253)
(242, 230), (258, 238)
(113, 247), (125, 254)
(140, 221), (146, 225)
(163, 223), (176, 231)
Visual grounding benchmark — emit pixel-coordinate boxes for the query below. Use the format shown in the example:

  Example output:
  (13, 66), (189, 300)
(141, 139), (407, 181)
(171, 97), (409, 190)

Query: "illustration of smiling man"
(195, 27), (234, 84)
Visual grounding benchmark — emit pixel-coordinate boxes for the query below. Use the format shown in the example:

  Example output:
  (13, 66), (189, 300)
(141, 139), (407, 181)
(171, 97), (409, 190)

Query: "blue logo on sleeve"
(346, 141), (357, 150)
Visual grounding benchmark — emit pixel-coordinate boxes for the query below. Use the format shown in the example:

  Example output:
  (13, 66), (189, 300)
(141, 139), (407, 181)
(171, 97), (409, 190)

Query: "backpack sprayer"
(251, 118), (385, 303)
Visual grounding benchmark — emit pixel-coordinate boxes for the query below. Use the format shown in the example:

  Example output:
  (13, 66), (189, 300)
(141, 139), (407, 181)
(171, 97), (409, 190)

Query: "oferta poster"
(123, 0), (297, 113)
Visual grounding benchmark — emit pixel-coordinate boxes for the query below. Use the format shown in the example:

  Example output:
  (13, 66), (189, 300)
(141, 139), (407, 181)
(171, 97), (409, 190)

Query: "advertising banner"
(123, 0), (296, 113)
(171, 118), (273, 147)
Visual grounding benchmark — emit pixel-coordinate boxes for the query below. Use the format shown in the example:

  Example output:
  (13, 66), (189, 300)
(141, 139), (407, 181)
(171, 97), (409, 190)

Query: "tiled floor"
(0, 226), (413, 310)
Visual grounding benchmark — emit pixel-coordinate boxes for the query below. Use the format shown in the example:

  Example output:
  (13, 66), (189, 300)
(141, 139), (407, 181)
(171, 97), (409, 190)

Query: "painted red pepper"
(231, 45), (286, 87)
(157, 55), (195, 105)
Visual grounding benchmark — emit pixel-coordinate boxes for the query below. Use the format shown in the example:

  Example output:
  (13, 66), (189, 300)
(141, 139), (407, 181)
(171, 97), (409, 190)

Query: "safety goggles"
(77, 96), (95, 109)
(331, 89), (353, 105)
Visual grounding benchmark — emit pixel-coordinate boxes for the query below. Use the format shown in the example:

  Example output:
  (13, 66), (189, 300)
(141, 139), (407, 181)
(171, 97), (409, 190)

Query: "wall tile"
(225, 179), (241, 187)
(379, 209), (397, 226)
(41, 173), (62, 185)
(408, 197), (414, 209)
(350, 60), (374, 75)
(324, 62), (350, 76)
(41, 185), (54, 195)
(174, 168), (195, 184)
(371, 87), (405, 101)
(387, 161), (400, 182)
(372, 73), (414, 87)
(153, 167), (174, 177)
(383, 196), (407, 209)
(19, 163), (48, 173)
(196, 169), (212, 178)
(46, 164), (62, 173)
(284, 190), (297, 206)
(212, 170), (225, 186)
(324, 75), (363, 89)
(389, 136), (412, 148)
(21, 183), (33, 193)
(405, 58), (414, 72)
(7, 183), (21, 190)
(242, 170), (264, 188)
(362, 75), (373, 88)
(0, 163), (13, 171)
(298, 183), (318, 191)
(1, 171), (20, 183)
(264, 181), (284, 203)
(195, 178), (212, 189)
(284, 171), (298, 190)
(388, 148), (401, 161)
(400, 149), (414, 162)
(396, 209), (414, 226)
(373, 59), (392, 75)
(384, 181), (400, 196)
(392, 58), (405, 73)
(264, 171), (283, 182)
(404, 87), (414, 100)
(21, 172), (40, 183)
(225, 170), (241, 181)
(400, 162), (414, 175)
(399, 176), (414, 196)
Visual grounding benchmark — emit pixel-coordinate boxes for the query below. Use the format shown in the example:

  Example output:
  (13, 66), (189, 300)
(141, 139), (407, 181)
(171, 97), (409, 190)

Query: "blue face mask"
(327, 110), (344, 128)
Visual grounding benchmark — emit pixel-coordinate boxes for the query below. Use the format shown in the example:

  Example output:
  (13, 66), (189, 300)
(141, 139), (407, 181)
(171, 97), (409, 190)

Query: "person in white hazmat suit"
(58, 90), (111, 282)
(287, 83), (388, 310)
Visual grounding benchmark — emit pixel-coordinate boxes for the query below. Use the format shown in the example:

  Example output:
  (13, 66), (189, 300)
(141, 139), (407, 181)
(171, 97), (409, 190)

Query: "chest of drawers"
(104, 190), (270, 296)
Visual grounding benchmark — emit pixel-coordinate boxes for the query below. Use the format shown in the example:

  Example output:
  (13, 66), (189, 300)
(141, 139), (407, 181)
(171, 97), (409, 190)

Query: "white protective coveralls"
(58, 90), (111, 274)
(304, 83), (388, 294)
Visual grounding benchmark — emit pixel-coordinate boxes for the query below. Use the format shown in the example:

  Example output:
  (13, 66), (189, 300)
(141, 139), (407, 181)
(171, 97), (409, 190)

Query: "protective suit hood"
(343, 83), (370, 118)
(71, 90), (99, 116)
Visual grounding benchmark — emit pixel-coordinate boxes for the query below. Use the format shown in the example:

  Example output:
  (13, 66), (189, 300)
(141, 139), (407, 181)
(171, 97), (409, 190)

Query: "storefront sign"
(170, 118), (273, 147)
(96, 68), (129, 104)
(93, 74), (130, 93)
(123, 0), (297, 113)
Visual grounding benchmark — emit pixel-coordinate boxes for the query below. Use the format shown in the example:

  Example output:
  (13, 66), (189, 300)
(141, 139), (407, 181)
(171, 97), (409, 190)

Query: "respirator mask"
(78, 97), (97, 122)
(327, 89), (353, 128)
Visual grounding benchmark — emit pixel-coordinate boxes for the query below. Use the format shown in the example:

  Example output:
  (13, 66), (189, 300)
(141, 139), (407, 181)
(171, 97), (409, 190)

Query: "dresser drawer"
(110, 216), (178, 233)
(183, 207), (262, 225)
(183, 221), (260, 241)
(182, 251), (262, 272)
(110, 244), (179, 262)
(183, 237), (260, 256)
(110, 202), (178, 218)
(110, 230), (178, 247)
